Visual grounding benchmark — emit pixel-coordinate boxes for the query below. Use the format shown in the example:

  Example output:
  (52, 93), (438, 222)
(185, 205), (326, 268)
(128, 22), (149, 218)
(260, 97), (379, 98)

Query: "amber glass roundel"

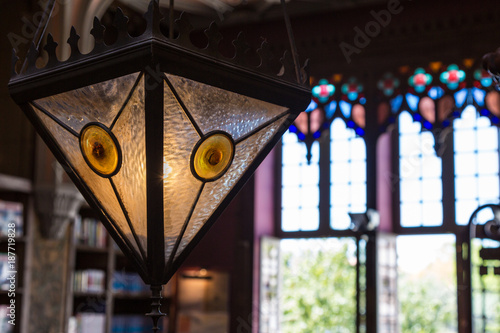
(80, 124), (121, 177)
(192, 133), (235, 182)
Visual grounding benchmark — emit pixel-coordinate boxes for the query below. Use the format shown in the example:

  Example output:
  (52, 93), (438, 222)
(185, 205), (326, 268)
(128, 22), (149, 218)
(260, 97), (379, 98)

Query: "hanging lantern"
(8, 1), (310, 330)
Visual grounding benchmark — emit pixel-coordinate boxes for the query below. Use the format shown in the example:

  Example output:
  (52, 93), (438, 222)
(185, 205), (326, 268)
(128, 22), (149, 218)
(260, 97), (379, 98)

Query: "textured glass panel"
(478, 176), (500, 198)
(35, 73), (140, 133)
(282, 138), (306, 165)
(422, 156), (442, 178)
(174, 116), (289, 259)
(163, 82), (204, 261)
(32, 106), (141, 255)
(112, 77), (147, 253)
(166, 74), (288, 141)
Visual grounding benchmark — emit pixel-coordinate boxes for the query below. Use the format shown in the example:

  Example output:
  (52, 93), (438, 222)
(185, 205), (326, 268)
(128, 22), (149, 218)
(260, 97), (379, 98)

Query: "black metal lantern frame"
(8, 0), (310, 329)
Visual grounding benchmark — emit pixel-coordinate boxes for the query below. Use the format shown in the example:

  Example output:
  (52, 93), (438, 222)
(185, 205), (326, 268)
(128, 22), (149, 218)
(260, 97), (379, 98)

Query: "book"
(74, 216), (107, 248)
(0, 253), (11, 291)
(0, 201), (23, 238)
(0, 305), (14, 333)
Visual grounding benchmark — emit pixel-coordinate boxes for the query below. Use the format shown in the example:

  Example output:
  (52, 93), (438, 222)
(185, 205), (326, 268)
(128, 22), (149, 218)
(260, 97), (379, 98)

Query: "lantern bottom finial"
(146, 284), (166, 332)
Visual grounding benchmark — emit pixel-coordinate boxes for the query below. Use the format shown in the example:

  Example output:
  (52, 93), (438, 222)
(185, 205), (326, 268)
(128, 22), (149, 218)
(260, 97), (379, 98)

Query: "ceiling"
(117, 0), (387, 24)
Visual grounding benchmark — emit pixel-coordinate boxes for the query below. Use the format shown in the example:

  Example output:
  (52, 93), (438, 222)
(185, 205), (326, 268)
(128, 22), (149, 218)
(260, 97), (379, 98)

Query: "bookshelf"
(67, 208), (174, 333)
(0, 174), (33, 333)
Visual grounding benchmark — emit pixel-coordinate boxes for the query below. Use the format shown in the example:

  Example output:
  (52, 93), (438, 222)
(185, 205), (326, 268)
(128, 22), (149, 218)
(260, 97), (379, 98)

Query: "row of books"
(69, 313), (106, 333)
(112, 271), (149, 295)
(112, 315), (168, 333)
(0, 200), (23, 238)
(74, 269), (106, 293)
(74, 216), (107, 248)
(0, 305), (14, 333)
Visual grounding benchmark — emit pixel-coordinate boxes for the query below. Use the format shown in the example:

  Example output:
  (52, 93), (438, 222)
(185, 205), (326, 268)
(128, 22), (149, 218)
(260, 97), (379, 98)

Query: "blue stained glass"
(313, 131), (321, 139)
(480, 109), (490, 116)
(413, 113), (422, 121)
(339, 100), (352, 118)
(492, 117), (500, 124)
(298, 133), (305, 140)
(390, 95), (404, 113)
(454, 89), (468, 108)
(406, 93), (419, 112)
(442, 120), (450, 128)
(359, 97), (366, 105)
(289, 125), (298, 133)
(473, 88), (486, 107)
(355, 128), (365, 136)
(428, 87), (444, 100)
(423, 121), (432, 129)
(452, 111), (461, 118)
(347, 120), (355, 128)
(305, 100), (318, 112)
(325, 101), (337, 119)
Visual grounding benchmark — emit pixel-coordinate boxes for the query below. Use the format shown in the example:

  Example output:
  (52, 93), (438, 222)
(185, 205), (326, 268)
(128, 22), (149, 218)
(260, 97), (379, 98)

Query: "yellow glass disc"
(192, 133), (234, 181)
(80, 125), (120, 176)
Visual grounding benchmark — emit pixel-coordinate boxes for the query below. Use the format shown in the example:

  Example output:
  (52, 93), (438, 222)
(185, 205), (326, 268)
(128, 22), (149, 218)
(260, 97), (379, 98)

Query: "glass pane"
(477, 152), (499, 175)
(454, 129), (476, 152)
(176, 117), (289, 258)
(35, 73), (140, 133)
(455, 177), (478, 199)
(477, 127), (498, 151)
(163, 81), (205, 262)
(400, 179), (422, 202)
(422, 179), (442, 201)
(422, 155), (442, 178)
(32, 106), (141, 256)
(282, 209), (300, 231)
(400, 203), (422, 227)
(282, 186), (301, 208)
(299, 208), (319, 231)
(455, 199), (479, 226)
(112, 77), (147, 253)
(301, 185), (319, 208)
(280, 238), (356, 333)
(330, 208), (351, 229)
(165, 74), (288, 142)
(282, 165), (301, 186)
(454, 153), (477, 176)
(478, 176), (500, 199)
(397, 235), (457, 332)
(331, 162), (350, 184)
(421, 201), (443, 226)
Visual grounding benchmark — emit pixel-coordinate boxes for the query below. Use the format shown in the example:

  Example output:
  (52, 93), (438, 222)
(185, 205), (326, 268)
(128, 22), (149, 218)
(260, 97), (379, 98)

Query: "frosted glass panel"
(32, 106), (141, 256)
(34, 73), (140, 133)
(175, 117), (289, 259)
(163, 82), (204, 261)
(112, 77), (147, 253)
(165, 74), (288, 142)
